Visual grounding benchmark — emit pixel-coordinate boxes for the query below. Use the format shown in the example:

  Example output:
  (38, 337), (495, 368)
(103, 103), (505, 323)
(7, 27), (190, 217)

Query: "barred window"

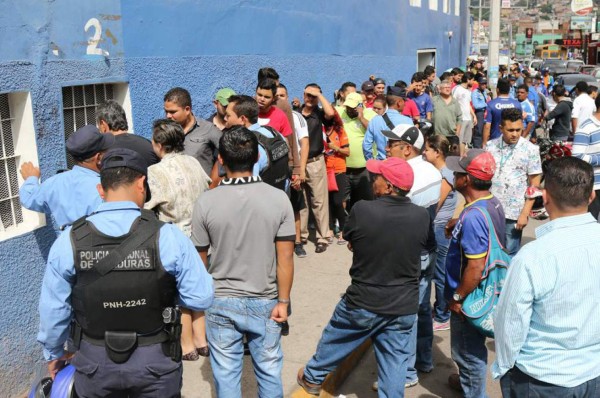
(0, 94), (23, 231)
(0, 92), (45, 241)
(62, 84), (115, 168)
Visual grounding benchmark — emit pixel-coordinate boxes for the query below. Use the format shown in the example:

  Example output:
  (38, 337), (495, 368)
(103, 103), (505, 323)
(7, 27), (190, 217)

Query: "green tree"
(540, 4), (553, 14)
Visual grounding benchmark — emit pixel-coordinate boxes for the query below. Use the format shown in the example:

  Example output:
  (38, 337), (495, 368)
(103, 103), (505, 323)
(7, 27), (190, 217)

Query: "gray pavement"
(181, 218), (543, 398)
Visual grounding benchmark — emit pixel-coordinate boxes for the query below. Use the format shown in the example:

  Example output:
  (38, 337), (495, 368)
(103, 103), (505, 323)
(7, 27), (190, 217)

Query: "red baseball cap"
(366, 158), (414, 191)
(446, 149), (496, 181)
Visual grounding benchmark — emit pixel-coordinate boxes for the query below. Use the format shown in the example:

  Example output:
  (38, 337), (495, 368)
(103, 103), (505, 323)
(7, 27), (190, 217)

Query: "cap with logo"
(215, 88), (236, 106)
(382, 124), (425, 151)
(387, 85), (407, 99)
(361, 80), (375, 92)
(366, 157), (414, 191)
(343, 92), (364, 108)
(446, 149), (496, 181)
(373, 78), (386, 86)
(478, 77), (488, 84)
(66, 125), (115, 160)
(101, 148), (152, 201)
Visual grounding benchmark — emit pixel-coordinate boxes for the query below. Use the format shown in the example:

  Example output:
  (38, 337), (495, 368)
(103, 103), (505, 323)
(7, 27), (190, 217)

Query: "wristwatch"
(452, 293), (464, 303)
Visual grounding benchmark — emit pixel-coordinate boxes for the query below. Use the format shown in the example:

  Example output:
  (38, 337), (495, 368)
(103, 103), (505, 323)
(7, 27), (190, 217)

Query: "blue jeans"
(500, 366), (600, 398)
(505, 219), (522, 257)
(206, 297), (283, 398)
(450, 313), (488, 398)
(433, 224), (451, 323)
(304, 298), (416, 398)
(407, 251), (435, 382)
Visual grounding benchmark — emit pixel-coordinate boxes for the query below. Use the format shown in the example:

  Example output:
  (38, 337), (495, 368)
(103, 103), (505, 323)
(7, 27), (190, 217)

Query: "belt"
(83, 329), (169, 347)
(475, 108), (486, 112)
(345, 167), (366, 175)
(306, 154), (323, 163)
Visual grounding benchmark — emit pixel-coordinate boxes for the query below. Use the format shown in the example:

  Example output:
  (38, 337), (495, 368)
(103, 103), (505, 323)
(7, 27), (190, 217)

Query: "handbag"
(327, 169), (339, 192)
(460, 207), (511, 338)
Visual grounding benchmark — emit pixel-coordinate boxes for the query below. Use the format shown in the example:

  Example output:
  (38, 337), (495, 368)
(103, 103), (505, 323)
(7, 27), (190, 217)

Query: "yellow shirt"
(336, 106), (377, 168)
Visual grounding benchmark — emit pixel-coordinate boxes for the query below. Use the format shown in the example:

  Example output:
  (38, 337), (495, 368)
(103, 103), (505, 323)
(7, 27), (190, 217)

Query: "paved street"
(181, 214), (543, 398)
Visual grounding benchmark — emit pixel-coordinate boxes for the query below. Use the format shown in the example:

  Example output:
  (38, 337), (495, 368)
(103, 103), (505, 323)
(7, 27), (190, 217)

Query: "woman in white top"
(145, 119), (211, 360)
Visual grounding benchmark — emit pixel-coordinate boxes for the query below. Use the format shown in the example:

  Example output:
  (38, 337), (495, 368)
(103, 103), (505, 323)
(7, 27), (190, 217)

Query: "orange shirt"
(325, 129), (349, 173)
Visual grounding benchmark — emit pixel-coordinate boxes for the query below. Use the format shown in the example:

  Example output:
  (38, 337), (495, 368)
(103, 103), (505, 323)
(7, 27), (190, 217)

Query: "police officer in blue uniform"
(20, 125), (115, 229)
(37, 148), (214, 397)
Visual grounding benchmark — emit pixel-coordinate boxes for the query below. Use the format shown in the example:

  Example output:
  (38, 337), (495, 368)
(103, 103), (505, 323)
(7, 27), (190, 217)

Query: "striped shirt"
(573, 115), (600, 190)
(492, 213), (600, 387)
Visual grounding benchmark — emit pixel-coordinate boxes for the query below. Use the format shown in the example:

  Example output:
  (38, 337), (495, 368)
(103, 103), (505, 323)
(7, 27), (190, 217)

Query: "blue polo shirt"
(408, 92), (434, 119)
(444, 195), (505, 301)
(484, 97), (522, 140)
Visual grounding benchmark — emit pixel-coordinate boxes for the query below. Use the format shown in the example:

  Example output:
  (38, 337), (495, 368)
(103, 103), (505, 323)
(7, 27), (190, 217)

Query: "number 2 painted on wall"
(84, 18), (106, 56)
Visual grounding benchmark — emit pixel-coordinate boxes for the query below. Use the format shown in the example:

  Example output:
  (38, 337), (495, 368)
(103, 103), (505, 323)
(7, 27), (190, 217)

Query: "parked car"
(527, 59), (543, 74)
(540, 59), (567, 75)
(589, 67), (600, 80)
(554, 73), (598, 98)
(576, 64), (597, 75)
(566, 60), (585, 72)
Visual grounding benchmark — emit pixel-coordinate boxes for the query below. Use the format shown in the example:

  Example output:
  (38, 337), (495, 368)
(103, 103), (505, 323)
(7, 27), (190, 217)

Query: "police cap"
(101, 148), (151, 201)
(66, 125), (115, 160)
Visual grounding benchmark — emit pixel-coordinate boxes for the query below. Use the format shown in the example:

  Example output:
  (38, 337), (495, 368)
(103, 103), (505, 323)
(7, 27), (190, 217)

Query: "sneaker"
(433, 320), (450, 331)
(372, 379), (418, 391)
(294, 243), (307, 258)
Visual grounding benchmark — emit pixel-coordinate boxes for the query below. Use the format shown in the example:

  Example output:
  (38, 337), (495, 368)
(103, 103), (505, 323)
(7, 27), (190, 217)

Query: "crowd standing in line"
(22, 62), (600, 398)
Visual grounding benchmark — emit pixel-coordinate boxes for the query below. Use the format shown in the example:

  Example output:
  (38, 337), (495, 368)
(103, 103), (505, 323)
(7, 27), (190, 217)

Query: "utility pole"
(478, 0), (483, 54)
(488, 0), (501, 93)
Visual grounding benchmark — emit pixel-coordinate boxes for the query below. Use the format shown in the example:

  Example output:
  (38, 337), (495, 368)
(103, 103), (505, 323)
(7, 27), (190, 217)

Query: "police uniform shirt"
(20, 165), (103, 229)
(37, 201), (214, 361)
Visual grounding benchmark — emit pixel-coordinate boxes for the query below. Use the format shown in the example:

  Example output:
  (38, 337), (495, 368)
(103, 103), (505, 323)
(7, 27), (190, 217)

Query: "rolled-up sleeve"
(37, 231), (76, 361)
(160, 224), (214, 311)
(20, 176), (48, 213)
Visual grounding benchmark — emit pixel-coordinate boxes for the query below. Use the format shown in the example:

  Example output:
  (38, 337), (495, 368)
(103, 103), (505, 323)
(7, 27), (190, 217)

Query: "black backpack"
(253, 126), (290, 191)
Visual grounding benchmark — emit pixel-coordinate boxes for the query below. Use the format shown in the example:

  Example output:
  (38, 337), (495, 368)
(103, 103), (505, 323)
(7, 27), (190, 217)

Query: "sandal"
(182, 350), (199, 361)
(196, 346), (210, 357)
(297, 367), (321, 395)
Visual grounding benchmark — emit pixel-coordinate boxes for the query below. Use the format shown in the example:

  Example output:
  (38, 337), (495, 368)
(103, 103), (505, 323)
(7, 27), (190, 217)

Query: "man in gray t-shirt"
(191, 126), (294, 397)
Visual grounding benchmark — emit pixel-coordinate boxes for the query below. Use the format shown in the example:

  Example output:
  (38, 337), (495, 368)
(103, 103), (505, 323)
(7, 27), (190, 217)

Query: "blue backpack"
(460, 207), (511, 338)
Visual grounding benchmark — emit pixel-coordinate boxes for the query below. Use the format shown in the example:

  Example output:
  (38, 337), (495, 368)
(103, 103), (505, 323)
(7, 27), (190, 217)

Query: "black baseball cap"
(101, 148), (152, 201)
(387, 85), (407, 99)
(478, 77), (488, 84)
(361, 80), (375, 92)
(373, 78), (386, 86)
(66, 125), (114, 160)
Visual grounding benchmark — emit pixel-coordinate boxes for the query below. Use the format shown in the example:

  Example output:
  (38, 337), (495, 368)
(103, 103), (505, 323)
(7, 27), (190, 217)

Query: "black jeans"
(473, 109), (486, 148)
(345, 167), (373, 211)
(500, 366), (600, 398)
(329, 172), (349, 233)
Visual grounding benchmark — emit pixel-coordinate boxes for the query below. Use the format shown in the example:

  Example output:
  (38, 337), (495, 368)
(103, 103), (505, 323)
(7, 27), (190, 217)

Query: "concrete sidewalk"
(181, 219), (542, 397)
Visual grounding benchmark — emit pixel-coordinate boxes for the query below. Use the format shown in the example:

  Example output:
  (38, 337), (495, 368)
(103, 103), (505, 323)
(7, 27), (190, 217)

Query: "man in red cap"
(444, 148), (506, 395)
(297, 157), (433, 398)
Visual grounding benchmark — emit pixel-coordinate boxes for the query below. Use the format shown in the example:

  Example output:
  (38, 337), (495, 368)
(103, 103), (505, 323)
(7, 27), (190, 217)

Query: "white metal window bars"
(62, 84), (114, 168)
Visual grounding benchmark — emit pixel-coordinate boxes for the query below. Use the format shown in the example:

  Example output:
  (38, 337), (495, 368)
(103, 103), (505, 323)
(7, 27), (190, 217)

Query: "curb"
(289, 338), (372, 398)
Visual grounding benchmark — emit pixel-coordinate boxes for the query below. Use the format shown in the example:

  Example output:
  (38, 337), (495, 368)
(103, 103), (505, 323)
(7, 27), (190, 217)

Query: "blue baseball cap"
(66, 125), (114, 160)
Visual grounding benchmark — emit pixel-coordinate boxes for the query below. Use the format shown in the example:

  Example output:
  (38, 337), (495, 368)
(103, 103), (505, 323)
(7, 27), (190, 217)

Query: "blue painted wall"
(0, 1), (467, 396)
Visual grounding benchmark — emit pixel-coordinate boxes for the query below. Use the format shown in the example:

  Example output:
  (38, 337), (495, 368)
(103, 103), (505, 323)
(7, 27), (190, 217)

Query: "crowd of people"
(21, 63), (600, 398)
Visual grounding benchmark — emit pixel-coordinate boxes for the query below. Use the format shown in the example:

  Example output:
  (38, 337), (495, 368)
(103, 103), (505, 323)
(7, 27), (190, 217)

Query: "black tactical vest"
(254, 126), (291, 192)
(70, 210), (177, 340)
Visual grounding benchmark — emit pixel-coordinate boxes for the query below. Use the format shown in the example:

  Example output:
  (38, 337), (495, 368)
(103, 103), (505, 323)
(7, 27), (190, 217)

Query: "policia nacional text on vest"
(254, 126), (290, 191)
(68, 209), (182, 364)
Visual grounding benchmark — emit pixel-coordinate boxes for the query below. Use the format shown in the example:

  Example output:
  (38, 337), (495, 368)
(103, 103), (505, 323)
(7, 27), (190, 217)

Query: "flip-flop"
(297, 367), (321, 396)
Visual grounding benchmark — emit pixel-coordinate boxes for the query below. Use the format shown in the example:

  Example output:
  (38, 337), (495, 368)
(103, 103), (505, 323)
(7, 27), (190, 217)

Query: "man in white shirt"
(453, 72), (477, 155)
(572, 81), (597, 134)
